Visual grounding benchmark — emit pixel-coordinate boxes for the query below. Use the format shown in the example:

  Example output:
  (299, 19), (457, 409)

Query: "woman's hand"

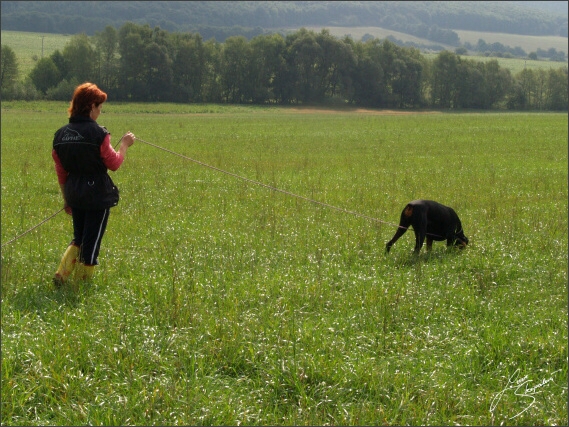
(118, 132), (135, 158)
(121, 132), (135, 147)
(59, 183), (72, 215)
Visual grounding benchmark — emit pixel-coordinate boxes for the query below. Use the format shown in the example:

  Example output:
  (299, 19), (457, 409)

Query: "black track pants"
(71, 207), (110, 266)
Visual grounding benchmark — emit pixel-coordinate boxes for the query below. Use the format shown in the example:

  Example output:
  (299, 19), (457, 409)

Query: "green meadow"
(311, 26), (568, 59)
(1, 31), (73, 80)
(422, 52), (568, 75)
(1, 102), (567, 425)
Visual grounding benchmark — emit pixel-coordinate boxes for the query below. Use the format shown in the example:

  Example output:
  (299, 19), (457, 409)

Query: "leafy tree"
(375, 39), (402, 107)
(29, 57), (60, 94)
(220, 36), (252, 103)
(375, 39), (426, 108)
(144, 41), (173, 101)
(170, 33), (206, 102)
(93, 25), (119, 90)
(545, 67), (568, 110)
(49, 50), (67, 81)
(118, 23), (152, 100)
(62, 33), (95, 85)
(516, 68), (537, 109)
(476, 39), (488, 53)
(116, 23), (174, 101)
(7, 77), (40, 100)
(201, 38), (223, 103)
(314, 30), (355, 101)
(390, 47), (426, 108)
(283, 28), (323, 103)
(454, 59), (485, 108)
(427, 25), (460, 46)
(280, 28), (356, 104)
(506, 81), (527, 110)
(46, 78), (79, 101)
(272, 35), (298, 105)
(509, 67), (564, 110)
(533, 69), (548, 110)
(430, 50), (460, 108)
(350, 39), (387, 107)
(248, 33), (286, 104)
(1, 45), (19, 91)
(482, 59), (512, 108)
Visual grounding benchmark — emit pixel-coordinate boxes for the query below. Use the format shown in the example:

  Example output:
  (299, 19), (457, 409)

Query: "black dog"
(386, 200), (468, 254)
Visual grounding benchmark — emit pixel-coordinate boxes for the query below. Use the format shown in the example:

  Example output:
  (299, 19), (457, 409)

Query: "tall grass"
(1, 103), (567, 425)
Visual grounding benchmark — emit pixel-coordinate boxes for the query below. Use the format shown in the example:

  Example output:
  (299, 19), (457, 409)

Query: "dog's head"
(454, 231), (468, 249)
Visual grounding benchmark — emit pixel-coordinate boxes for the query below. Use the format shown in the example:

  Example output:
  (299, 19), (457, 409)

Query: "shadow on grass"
(5, 278), (95, 316)
(385, 246), (466, 268)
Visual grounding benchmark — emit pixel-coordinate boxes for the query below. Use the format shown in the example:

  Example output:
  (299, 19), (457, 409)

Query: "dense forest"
(1, 1), (567, 42)
(2, 24), (567, 110)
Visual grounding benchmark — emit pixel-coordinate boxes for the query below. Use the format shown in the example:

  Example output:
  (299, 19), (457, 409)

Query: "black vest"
(53, 116), (119, 209)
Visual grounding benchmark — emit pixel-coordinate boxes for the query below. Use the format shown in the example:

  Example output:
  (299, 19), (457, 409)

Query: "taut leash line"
(1, 208), (65, 249)
(134, 137), (405, 230)
(2, 137), (415, 249)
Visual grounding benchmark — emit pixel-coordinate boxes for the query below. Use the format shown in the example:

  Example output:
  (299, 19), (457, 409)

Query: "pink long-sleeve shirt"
(52, 134), (124, 185)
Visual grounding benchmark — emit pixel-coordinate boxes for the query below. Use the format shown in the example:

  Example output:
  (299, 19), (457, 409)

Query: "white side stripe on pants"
(87, 208), (109, 265)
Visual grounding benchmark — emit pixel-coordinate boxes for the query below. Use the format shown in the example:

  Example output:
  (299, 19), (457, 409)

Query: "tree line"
(1, 24), (567, 110)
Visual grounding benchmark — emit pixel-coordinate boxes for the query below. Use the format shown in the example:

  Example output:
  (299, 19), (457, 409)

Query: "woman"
(52, 82), (135, 287)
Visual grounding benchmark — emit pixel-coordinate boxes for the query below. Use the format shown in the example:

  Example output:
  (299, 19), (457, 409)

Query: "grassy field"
(2, 29), (567, 83)
(1, 31), (73, 80)
(454, 30), (568, 56)
(1, 102), (567, 425)
(304, 26), (568, 56)
(421, 52), (568, 74)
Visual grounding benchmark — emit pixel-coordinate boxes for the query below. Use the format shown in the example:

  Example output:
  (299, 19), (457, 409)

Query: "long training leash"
(133, 137), (446, 240)
(1, 208), (64, 249)
(134, 137), (404, 229)
(2, 137), (413, 249)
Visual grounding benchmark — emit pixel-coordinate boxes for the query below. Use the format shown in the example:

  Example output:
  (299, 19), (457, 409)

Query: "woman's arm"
(52, 149), (68, 184)
(52, 149), (72, 214)
(100, 134), (124, 171)
(100, 132), (135, 171)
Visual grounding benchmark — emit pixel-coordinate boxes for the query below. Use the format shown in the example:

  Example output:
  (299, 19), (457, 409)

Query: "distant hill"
(1, 1), (567, 41)
(298, 26), (568, 56)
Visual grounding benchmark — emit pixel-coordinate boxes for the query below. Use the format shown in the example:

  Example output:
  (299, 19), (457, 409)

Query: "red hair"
(68, 82), (107, 117)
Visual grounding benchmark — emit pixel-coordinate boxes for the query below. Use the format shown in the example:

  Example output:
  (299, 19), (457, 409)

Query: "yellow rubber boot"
(53, 244), (80, 287)
(74, 262), (95, 283)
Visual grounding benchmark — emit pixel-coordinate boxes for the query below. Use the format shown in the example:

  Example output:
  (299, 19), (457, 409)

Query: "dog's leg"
(413, 231), (426, 254)
(426, 237), (433, 252)
(386, 207), (412, 253)
(413, 211), (427, 254)
(386, 226), (407, 253)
